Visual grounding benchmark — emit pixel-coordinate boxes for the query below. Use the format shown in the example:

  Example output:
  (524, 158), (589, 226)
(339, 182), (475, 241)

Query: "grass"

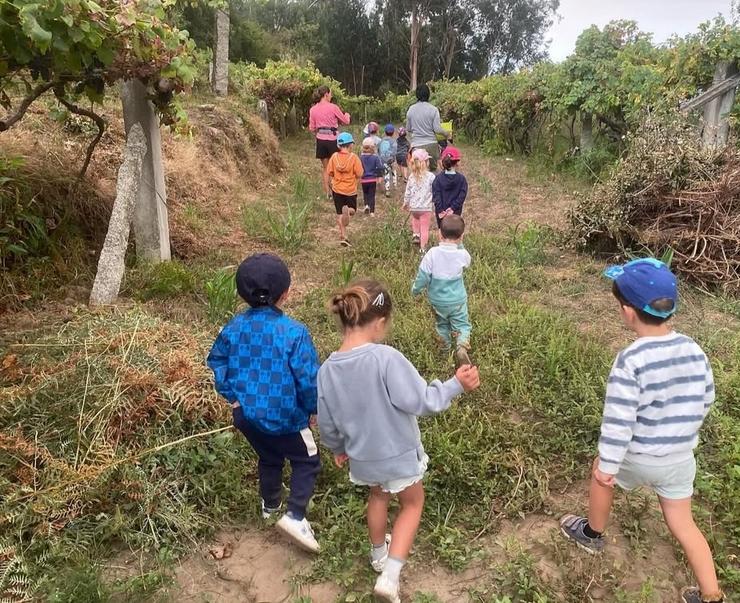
(1, 149), (739, 602)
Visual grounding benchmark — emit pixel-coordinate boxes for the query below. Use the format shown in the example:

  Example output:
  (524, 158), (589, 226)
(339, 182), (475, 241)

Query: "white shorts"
(350, 453), (429, 494)
(615, 455), (696, 500)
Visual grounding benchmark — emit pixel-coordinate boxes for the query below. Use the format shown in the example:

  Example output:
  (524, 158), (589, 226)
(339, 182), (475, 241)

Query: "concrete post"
(89, 124), (147, 306)
(212, 6), (230, 96)
(257, 99), (269, 123)
(702, 61), (738, 150)
(580, 112), (594, 153)
(121, 79), (171, 262)
(287, 103), (298, 135)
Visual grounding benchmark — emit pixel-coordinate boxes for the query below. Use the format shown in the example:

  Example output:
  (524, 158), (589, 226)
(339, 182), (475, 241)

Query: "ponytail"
(442, 156), (458, 171)
(329, 280), (392, 329)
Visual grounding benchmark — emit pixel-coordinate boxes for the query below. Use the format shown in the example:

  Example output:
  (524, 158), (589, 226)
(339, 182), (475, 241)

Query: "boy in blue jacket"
(207, 253), (321, 553)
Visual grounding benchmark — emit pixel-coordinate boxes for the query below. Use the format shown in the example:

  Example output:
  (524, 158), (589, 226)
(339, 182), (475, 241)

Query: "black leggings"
(362, 182), (377, 212)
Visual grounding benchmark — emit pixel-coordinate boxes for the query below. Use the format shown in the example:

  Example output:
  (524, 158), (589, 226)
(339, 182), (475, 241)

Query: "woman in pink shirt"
(309, 86), (351, 197)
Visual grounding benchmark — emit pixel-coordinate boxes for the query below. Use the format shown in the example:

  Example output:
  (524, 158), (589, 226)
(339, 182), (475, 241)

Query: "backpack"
(378, 138), (394, 163)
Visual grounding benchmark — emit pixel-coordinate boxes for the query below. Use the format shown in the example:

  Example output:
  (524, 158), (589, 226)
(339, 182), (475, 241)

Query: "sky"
(547, 0), (734, 61)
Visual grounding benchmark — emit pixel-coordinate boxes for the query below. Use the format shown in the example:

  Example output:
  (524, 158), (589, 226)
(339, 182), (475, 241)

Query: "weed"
(204, 267), (238, 323)
(507, 223), (549, 267)
(266, 199), (313, 253)
(124, 260), (199, 301)
(338, 257), (356, 286)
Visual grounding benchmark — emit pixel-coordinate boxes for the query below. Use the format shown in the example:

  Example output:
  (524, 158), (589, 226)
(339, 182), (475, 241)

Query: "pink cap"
(411, 148), (430, 161)
(441, 145), (462, 162)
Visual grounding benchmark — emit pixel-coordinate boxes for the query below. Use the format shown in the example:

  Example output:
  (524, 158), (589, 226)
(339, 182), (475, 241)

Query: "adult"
(405, 84), (449, 171)
(309, 85), (351, 198)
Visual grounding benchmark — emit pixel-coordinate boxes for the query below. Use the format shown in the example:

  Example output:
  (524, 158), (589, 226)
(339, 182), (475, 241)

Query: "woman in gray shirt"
(405, 84), (450, 171)
(318, 280), (479, 603)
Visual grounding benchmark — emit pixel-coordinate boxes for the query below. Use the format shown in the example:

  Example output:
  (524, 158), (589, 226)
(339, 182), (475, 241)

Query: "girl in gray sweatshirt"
(317, 280), (480, 603)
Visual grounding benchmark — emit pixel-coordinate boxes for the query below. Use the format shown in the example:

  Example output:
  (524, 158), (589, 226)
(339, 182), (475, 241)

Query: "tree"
(0, 0), (195, 175)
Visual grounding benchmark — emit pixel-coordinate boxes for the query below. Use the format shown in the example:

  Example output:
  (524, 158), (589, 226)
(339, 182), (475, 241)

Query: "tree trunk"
(444, 32), (456, 79)
(580, 112), (594, 153)
(121, 80), (171, 262)
(212, 5), (230, 96)
(89, 124), (147, 306)
(409, 2), (420, 91)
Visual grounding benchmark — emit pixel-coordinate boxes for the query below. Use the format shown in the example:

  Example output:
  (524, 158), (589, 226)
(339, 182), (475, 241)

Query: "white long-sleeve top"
(404, 171), (435, 212)
(598, 332), (715, 475)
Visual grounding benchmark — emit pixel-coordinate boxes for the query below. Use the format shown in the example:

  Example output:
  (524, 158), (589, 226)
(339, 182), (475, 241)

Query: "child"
(327, 132), (363, 247)
(402, 148), (435, 251)
(378, 124), (399, 197)
(207, 253), (321, 553)
(432, 146), (468, 228)
(396, 126), (411, 181)
(360, 138), (384, 216)
(560, 258), (723, 603)
(363, 121), (382, 150)
(412, 215), (472, 367)
(317, 281), (480, 603)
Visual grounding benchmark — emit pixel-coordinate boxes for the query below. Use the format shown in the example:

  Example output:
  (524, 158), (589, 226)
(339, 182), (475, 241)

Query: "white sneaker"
(275, 514), (320, 553)
(373, 573), (401, 603)
(261, 499), (281, 520)
(370, 534), (391, 573)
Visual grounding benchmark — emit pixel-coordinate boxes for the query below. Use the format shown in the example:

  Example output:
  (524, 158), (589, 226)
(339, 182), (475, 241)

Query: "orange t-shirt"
(327, 150), (363, 196)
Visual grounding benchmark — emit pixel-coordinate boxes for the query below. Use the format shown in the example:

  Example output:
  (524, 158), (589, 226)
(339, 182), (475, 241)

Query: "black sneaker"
(559, 514), (605, 554)
(364, 206), (370, 214)
(681, 587), (724, 603)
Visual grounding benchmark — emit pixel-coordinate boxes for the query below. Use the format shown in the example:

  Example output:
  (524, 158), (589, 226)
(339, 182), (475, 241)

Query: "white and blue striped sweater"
(598, 332), (715, 475)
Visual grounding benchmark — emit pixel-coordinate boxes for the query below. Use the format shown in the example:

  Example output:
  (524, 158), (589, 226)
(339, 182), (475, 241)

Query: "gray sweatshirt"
(405, 101), (447, 146)
(317, 343), (463, 483)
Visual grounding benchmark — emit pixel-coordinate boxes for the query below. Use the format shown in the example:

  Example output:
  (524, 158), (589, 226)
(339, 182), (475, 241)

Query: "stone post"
(580, 112), (594, 153)
(89, 124), (147, 305)
(258, 99), (269, 123)
(702, 61), (738, 150)
(212, 6), (230, 96)
(121, 79), (171, 262)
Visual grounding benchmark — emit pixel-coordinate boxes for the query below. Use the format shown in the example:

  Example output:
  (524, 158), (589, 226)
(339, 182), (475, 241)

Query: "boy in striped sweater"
(560, 258), (723, 603)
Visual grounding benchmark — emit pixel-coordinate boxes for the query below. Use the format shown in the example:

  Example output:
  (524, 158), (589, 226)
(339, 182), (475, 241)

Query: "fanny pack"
(318, 127), (337, 135)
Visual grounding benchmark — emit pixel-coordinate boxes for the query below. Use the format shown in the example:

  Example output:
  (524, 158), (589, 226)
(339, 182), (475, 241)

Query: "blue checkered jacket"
(207, 306), (320, 435)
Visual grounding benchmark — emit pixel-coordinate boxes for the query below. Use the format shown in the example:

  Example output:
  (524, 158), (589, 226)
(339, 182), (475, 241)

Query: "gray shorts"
(349, 453), (429, 494)
(615, 455), (696, 500)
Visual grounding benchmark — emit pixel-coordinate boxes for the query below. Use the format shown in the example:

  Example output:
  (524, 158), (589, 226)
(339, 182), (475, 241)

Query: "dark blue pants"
(233, 407), (320, 520)
(362, 182), (377, 212)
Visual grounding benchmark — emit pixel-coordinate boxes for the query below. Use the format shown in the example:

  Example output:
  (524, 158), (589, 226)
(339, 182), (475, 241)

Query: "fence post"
(121, 79), (171, 262)
(702, 61), (738, 150)
(580, 112), (594, 152)
(258, 99), (269, 123)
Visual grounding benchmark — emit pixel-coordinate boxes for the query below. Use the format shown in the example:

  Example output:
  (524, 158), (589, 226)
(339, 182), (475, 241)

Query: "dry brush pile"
(569, 114), (740, 293)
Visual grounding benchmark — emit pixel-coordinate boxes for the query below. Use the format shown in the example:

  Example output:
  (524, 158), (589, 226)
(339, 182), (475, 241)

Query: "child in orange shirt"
(327, 132), (363, 247)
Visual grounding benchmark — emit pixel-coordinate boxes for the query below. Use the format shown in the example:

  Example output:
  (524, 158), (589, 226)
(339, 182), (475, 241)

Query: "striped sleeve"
(703, 359), (715, 418)
(598, 364), (639, 474)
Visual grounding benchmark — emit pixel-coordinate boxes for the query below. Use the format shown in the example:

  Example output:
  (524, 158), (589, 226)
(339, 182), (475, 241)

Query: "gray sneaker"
(454, 346), (472, 368)
(559, 514), (604, 554)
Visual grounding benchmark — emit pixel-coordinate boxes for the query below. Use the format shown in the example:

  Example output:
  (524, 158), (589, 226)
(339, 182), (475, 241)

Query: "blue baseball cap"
(604, 258), (678, 318)
(337, 132), (354, 146)
(236, 253), (291, 307)
(385, 123), (395, 134)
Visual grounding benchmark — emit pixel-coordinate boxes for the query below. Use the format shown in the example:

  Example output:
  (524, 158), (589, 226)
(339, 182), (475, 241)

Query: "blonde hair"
(362, 143), (376, 154)
(329, 280), (392, 328)
(409, 157), (429, 182)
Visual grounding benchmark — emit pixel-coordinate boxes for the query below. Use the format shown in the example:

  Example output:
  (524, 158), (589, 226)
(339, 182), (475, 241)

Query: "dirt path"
(154, 137), (697, 603)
